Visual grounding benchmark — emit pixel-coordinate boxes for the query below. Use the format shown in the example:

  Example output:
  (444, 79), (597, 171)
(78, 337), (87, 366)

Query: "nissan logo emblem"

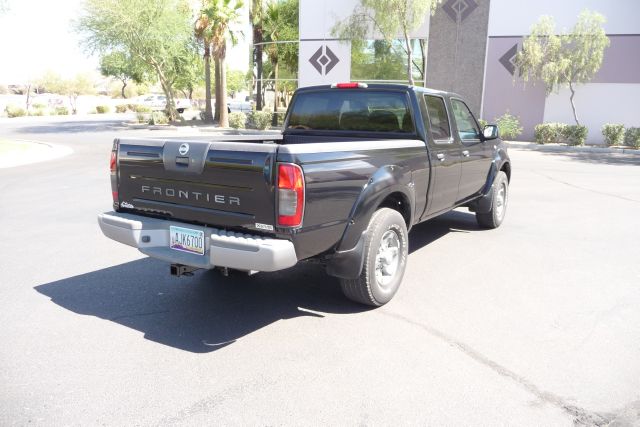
(178, 143), (190, 156)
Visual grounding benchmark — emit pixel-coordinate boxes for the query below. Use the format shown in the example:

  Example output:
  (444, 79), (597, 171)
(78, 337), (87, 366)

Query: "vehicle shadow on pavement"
(34, 259), (370, 354)
(409, 210), (482, 253)
(16, 119), (130, 134)
(34, 210), (478, 354)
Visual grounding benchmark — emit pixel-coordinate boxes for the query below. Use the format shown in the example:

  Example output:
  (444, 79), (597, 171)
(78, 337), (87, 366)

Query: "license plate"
(169, 226), (205, 256)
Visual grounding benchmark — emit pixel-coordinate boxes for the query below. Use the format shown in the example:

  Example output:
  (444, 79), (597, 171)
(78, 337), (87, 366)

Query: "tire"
(476, 171), (509, 229)
(340, 208), (409, 306)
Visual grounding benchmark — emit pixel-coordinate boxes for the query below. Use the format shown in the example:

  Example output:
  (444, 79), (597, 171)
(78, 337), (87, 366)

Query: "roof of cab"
(294, 83), (461, 99)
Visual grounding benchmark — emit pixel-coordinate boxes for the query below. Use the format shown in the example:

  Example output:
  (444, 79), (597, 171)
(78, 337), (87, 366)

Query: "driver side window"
(451, 99), (481, 141)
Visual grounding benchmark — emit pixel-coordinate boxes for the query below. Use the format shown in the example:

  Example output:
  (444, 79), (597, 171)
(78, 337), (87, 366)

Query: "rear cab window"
(286, 90), (415, 134)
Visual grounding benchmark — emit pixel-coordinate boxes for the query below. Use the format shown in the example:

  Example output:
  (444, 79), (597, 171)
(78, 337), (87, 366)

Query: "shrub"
(54, 106), (69, 115)
(247, 110), (272, 130)
(149, 111), (168, 125)
(562, 125), (588, 146)
(535, 123), (557, 144)
(602, 124), (625, 146)
(134, 105), (152, 113)
(96, 105), (110, 114)
(495, 113), (523, 140)
(29, 109), (45, 116)
(477, 119), (488, 129)
(534, 123), (568, 144)
(625, 127), (640, 148)
(115, 104), (128, 113)
(228, 112), (247, 129)
(5, 105), (26, 118)
(32, 102), (47, 110)
(136, 113), (148, 123)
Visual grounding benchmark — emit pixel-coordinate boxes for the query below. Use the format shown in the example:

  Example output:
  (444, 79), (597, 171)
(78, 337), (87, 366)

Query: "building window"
(351, 39), (427, 84)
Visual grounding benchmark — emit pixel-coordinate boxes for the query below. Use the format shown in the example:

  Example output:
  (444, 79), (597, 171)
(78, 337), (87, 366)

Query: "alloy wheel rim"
(496, 183), (506, 219)
(375, 229), (401, 288)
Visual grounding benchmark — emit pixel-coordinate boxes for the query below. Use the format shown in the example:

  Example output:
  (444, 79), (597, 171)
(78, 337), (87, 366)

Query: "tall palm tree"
(196, 0), (243, 127)
(263, 1), (282, 115)
(250, 0), (263, 111)
(263, 0), (298, 115)
(195, 6), (214, 122)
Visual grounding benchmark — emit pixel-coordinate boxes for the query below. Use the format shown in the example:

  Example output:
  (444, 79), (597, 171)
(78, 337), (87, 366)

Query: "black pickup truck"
(99, 83), (511, 306)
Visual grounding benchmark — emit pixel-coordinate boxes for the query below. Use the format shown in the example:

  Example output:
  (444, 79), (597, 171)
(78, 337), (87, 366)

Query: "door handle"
(462, 150), (470, 157)
(436, 153), (445, 162)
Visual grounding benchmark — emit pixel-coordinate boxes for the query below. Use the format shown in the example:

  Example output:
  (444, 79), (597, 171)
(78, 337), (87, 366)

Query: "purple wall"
(482, 37), (546, 140)
(482, 35), (640, 140)
(593, 35), (640, 83)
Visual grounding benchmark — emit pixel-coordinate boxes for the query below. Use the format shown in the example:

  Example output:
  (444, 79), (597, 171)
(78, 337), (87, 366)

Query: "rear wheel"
(476, 171), (509, 229)
(340, 208), (408, 306)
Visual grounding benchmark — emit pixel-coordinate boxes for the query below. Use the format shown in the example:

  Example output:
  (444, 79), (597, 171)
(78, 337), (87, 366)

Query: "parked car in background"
(142, 94), (191, 114)
(228, 96), (254, 113)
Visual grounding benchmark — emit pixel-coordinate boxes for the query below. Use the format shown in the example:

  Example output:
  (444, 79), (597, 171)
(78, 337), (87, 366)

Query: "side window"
(423, 95), (451, 141)
(451, 99), (481, 141)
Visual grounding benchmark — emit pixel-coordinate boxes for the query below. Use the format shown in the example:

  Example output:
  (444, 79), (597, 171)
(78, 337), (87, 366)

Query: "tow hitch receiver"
(170, 264), (200, 277)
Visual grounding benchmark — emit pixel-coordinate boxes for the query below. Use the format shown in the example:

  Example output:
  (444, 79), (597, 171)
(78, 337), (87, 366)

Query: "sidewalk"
(0, 139), (73, 169)
(506, 141), (640, 156)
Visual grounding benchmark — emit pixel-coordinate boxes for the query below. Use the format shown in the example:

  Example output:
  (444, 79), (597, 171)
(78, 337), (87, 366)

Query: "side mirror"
(483, 124), (499, 140)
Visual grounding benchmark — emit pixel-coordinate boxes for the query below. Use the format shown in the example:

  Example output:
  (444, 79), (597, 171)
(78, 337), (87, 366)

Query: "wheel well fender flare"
(336, 165), (414, 253)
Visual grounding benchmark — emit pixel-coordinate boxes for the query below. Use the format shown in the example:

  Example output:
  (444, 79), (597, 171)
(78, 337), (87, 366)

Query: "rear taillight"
(277, 163), (304, 227)
(109, 150), (117, 173)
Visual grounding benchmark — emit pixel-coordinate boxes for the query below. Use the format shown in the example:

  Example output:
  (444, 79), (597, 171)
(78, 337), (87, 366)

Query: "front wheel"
(476, 171), (509, 229)
(340, 208), (408, 306)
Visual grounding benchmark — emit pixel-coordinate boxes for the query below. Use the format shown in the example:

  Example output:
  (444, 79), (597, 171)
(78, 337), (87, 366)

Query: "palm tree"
(262, 0), (298, 115)
(263, 2), (282, 115)
(250, 0), (263, 111)
(196, 0), (243, 127)
(194, 8), (214, 122)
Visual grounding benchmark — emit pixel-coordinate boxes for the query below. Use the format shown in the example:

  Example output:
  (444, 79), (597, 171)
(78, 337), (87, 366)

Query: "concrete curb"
(123, 122), (179, 131)
(0, 139), (73, 169)
(506, 141), (640, 156)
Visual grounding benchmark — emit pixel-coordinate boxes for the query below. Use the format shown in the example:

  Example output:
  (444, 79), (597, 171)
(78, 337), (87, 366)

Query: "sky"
(0, 0), (251, 85)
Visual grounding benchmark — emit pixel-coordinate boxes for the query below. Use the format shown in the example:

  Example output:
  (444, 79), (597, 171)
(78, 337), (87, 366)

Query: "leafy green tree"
(263, 0), (298, 112)
(64, 74), (97, 114)
(227, 69), (247, 96)
(332, 0), (441, 85)
(77, 0), (195, 120)
(173, 49), (205, 100)
(37, 71), (96, 114)
(515, 10), (610, 126)
(196, 0), (244, 127)
(351, 39), (406, 81)
(99, 51), (149, 98)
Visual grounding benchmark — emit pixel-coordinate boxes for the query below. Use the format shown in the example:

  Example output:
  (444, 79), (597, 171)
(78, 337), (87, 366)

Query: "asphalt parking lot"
(1, 116), (639, 425)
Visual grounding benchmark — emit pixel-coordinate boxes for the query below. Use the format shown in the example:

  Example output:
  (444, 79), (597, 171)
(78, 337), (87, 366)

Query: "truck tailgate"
(115, 138), (279, 231)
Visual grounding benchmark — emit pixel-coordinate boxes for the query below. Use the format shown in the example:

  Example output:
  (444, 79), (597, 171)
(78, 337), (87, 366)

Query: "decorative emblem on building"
(309, 45), (340, 75)
(499, 43), (519, 76)
(442, 0), (478, 23)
